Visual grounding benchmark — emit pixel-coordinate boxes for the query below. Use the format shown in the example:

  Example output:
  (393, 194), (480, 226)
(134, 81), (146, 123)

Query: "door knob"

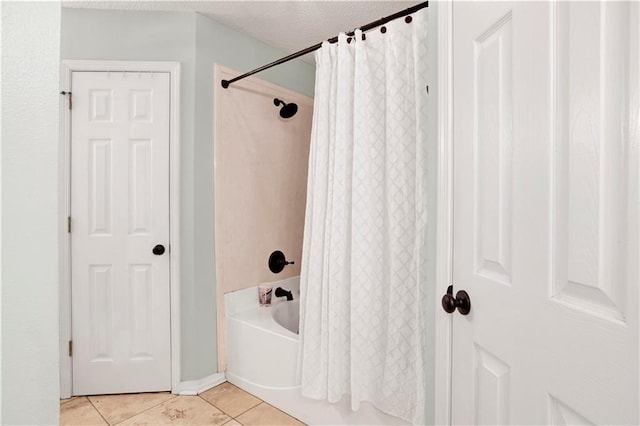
(441, 285), (471, 315)
(152, 244), (166, 255)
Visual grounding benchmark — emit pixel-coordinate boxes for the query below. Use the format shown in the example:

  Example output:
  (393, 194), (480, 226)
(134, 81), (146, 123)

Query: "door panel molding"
(59, 60), (181, 398)
(550, 1), (632, 325)
(473, 12), (513, 287)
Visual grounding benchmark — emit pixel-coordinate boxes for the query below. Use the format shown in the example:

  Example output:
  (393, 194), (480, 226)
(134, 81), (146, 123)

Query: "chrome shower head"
(273, 98), (298, 119)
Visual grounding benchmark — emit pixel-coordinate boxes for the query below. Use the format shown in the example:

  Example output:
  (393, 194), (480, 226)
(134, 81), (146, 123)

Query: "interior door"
(71, 71), (171, 395)
(451, 1), (639, 424)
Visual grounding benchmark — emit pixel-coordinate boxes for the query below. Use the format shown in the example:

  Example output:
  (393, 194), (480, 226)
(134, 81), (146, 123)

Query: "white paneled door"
(71, 72), (171, 395)
(451, 2), (638, 424)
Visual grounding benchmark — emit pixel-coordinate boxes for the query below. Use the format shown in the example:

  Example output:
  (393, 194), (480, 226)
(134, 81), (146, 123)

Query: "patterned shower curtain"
(298, 8), (429, 425)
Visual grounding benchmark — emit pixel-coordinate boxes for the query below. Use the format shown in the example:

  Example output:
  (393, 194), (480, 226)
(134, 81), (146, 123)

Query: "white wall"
(424, 4), (438, 424)
(1, 2), (3, 419)
(1, 1), (61, 424)
(61, 7), (316, 381)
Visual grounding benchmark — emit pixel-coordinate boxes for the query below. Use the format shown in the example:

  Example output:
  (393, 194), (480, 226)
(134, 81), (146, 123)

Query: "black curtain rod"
(221, 1), (428, 89)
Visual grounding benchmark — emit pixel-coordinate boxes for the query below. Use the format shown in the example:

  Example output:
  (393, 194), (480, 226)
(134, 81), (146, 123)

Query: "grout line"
(197, 393), (242, 418)
(96, 393), (179, 426)
(197, 385), (263, 419)
(255, 401), (306, 425)
(86, 397), (111, 426)
(231, 401), (265, 419)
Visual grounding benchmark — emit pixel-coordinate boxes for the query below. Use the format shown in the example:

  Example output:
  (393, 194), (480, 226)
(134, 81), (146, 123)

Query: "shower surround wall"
(61, 8), (315, 382)
(213, 65), (313, 370)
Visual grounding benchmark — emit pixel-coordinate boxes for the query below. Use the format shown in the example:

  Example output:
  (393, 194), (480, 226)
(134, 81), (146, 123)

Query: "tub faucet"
(275, 287), (293, 301)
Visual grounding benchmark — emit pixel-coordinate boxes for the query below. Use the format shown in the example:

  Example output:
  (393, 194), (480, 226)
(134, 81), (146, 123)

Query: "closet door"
(450, 2), (639, 423)
(71, 71), (172, 395)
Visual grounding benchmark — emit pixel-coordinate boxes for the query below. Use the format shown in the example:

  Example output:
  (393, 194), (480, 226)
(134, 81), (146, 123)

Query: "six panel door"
(452, 1), (639, 424)
(71, 71), (171, 395)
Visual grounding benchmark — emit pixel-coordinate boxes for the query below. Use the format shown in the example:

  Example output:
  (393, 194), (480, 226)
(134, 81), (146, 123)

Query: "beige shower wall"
(213, 65), (313, 370)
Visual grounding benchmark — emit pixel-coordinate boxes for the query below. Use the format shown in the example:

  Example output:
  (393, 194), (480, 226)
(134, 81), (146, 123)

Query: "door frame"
(58, 60), (181, 398)
(434, 2), (453, 425)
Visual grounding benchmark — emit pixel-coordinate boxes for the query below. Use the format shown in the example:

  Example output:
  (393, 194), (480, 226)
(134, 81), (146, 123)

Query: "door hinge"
(67, 216), (71, 233)
(60, 91), (72, 110)
(68, 340), (73, 357)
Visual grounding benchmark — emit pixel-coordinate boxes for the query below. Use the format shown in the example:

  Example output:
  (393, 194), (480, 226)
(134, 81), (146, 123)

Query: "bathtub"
(225, 276), (300, 390)
(225, 276), (408, 425)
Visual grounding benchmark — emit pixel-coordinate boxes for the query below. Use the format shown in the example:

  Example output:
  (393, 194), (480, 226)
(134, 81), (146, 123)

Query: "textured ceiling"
(62, 0), (422, 62)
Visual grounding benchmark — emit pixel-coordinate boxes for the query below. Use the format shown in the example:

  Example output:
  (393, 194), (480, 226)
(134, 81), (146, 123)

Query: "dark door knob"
(442, 293), (457, 313)
(153, 244), (166, 255)
(441, 286), (471, 315)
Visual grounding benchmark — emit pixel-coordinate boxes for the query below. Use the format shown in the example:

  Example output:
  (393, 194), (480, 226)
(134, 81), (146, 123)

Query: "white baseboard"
(178, 372), (226, 395)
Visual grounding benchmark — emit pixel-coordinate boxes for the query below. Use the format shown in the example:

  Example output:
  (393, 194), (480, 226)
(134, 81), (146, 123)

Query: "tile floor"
(60, 382), (305, 426)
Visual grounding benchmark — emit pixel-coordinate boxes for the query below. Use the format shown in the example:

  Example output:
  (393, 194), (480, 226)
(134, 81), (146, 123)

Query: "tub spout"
(275, 287), (293, 301)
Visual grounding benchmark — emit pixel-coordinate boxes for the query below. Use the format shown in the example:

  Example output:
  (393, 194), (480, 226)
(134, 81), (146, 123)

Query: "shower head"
(273, 98), (298, 119)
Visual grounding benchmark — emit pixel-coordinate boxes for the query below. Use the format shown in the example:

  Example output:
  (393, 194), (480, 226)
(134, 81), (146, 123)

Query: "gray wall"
(192, 13), (315, 373)
(61, 8), (316, 381)
(1, 1), (61, 423)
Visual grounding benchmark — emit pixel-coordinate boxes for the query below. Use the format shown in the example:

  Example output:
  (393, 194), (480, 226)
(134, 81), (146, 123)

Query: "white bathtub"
(225, 276), (300, 390)
(225, 276), (408, 426)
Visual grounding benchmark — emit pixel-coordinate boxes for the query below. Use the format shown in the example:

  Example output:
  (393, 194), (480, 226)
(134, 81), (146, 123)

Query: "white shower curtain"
(298, 8), (429, 425)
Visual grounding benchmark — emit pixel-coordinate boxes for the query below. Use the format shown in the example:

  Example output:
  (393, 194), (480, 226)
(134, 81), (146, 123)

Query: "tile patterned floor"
(60, 382), (305, 426)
